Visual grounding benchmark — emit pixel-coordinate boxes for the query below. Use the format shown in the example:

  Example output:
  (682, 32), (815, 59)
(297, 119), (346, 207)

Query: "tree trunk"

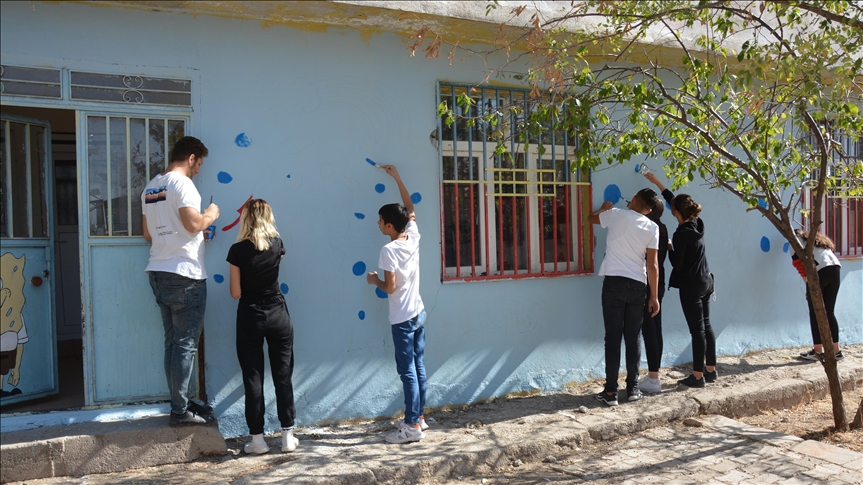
(803, 260), (848, 431)
(852, 398), (863, 430)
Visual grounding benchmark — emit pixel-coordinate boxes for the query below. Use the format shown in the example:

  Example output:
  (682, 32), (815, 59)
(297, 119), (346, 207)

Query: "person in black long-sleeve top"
(646, 175), (716, 389)
(638, 172), (670, 393)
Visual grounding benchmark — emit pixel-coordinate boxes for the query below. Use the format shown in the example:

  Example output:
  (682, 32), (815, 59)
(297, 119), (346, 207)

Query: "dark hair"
(795, 229), (835, 250)
(633, 188), (659, 213)
(671, 194), (702, 221)
(646, 194), (664, 224)
(169, 136), (209, 163)
(379, 203), (409, 233)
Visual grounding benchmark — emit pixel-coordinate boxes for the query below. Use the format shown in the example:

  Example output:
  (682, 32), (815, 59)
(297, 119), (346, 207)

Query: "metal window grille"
(0, 65), (62, 99)
(85, 115), (186, 237)
(803, 129), (862, 258)
(437, 82), (593, 281)
(71, 72), (192, 107)
(0, 118), (49, 238)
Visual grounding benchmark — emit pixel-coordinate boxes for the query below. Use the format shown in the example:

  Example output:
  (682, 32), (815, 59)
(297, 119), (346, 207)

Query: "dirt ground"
(732, 353), (863, 453)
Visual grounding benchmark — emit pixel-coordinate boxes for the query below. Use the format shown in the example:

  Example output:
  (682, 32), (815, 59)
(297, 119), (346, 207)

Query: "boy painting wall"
(366, 165), (429, 444)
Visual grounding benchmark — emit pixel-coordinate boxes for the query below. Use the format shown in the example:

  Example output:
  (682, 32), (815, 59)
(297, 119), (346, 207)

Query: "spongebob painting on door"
(1, 253), (29, 398)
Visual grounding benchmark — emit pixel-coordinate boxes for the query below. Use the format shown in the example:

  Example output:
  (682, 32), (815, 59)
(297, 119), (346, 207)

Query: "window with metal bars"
(803, 130), (862, 258)
(85, 115), (186, 237)
(437, 83), (593, 281)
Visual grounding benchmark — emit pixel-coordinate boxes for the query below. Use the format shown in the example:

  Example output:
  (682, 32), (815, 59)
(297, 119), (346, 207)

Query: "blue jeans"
(601, 276), (646, 393)
(391, 310), (427, 425)
(148, 271), (207, 415)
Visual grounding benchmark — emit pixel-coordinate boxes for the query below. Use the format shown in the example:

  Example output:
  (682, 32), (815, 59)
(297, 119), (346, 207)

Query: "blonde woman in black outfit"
(227, 199), (298, 454)
(646, 176), (716, 388)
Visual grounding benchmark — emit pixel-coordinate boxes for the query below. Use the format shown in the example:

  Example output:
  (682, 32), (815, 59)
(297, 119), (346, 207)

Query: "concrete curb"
(0, 416), (226, 483)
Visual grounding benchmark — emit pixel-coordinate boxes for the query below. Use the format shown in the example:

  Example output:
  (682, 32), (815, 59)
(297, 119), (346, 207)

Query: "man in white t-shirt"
(366, 164), (427, 444)
(588, 188), (661, 407)
(141, 136), (220, 427)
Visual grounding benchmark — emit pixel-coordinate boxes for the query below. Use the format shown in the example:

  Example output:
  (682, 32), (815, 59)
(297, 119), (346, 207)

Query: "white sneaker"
(244, 439), (270, 455)
(419, 417), (429, 431)
(281, 430), (299, 453)
(384, 422), (424, 444)
(638, 375), (662, 394)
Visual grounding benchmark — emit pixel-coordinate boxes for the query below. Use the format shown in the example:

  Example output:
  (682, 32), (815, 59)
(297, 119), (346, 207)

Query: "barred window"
(85, 115), (186, 237)
(437, 83), (593, 281)
(804, 130), (862, 258)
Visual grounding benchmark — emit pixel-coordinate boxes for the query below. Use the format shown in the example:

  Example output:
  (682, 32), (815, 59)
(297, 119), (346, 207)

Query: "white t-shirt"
(598, 208), (659, 284)
(378, 220), (424, 325)
(791, 237), (841, 270)
(141, 171), (207, 279)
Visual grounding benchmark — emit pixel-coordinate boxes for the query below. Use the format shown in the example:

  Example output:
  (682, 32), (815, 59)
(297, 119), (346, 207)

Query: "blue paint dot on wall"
(758, 198), (768, 209)
(217, 171), (233, 184)
(358, 311), (366, 320)
(760, 236), (771, 253)
(352, 261), (366, 276)
(603, 184), (622, 204)
(280, 283), (289, 294)
(375, 287), (388, 299)
(354, 212), (365, 220)
(213, 274), (224, 283)
(783, 242), (790, 253)
(235, 133), (252, 147)
(286, 174), (291, 178)
(665, 201), (672, 211)
(410, 192), (422, 204)
(375, 183), (386, 194)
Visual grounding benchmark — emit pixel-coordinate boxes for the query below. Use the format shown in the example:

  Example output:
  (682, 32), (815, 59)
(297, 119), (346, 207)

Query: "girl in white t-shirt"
(790, 230), (844, 362)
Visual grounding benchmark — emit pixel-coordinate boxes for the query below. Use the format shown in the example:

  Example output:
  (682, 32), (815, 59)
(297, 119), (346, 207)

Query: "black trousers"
(807, 265), (841, 345)
(679, 278), (716, 373)
(236, 296), (295, 435)
(642, 283), (665, 372)
(602, 276), (646, 393)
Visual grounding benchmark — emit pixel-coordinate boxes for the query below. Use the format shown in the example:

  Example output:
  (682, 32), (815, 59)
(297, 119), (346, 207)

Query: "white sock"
(649, 377), (660, 383)
(250, 433), (267, 447)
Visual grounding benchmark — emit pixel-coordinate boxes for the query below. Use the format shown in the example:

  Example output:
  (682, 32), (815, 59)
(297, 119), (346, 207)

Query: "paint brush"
(209, 196), (213, 205)
(366, 158), (385, 169)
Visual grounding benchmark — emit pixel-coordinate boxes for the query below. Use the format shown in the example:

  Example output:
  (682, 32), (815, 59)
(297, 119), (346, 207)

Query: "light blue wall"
(2, 2), (859, 438)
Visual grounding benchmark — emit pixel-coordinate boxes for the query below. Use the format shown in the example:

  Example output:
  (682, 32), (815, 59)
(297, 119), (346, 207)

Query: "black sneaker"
(704, 370), (718, 383)
(595, 391), (619, 406)
(677, 374), (705, 388)
(836, 351), (844, 360)
(188, 400), (215, 416)
(169, 410), (214, 427)
(799, 349), (820, 361)
(627, 387), (643, 402)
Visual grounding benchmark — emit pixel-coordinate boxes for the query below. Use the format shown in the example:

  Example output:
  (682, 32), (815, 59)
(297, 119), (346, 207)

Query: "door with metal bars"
(79, 113), (190, 404)
(0, 114), (58, 405)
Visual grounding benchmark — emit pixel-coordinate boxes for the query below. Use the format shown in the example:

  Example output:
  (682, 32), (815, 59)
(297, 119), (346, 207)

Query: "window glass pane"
(87, 116), (108, 236)
(110, 117), (129, 236)
(148, 118), (166, 177)
(0, 121), (7, 237)
(443, 156), (481, 271)
(10, 121), (29, 237)
(826, 197), (842, 251)
(30, 125), (47, 237)
(167, 120), (185, 152)
(130, 118), (147, 236)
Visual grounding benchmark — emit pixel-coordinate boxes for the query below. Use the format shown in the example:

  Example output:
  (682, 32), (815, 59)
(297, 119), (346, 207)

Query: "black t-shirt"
(226, 237), (285, 302)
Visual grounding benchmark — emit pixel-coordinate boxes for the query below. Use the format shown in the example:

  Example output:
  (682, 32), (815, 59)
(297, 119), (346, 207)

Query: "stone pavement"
(434, 416), (862, 484)
(2, 346), (862, 485)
